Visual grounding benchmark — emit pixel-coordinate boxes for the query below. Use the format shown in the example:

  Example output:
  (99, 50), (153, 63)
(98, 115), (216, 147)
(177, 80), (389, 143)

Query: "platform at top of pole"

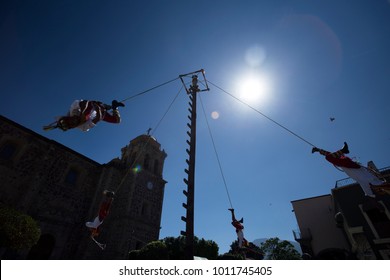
(179, 69), (210, 94)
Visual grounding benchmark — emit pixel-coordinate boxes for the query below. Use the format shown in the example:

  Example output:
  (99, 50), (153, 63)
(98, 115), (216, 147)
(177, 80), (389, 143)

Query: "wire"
(113, 85), (184, 194)
(207, 80), (316, 148)
(119, 77), (180, 103)
(199, 94), (234, 209)
(151, 85), (184, 136)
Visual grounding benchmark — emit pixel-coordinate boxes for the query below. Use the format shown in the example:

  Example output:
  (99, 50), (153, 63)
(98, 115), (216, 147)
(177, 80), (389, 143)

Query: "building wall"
(0, 115), (167, 259)
(292, 195), (350, 256)
(292, 166), (390, 259)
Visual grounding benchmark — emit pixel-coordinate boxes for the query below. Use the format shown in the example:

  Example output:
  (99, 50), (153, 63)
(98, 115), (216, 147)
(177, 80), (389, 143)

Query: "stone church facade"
(0, 115), (167, 259)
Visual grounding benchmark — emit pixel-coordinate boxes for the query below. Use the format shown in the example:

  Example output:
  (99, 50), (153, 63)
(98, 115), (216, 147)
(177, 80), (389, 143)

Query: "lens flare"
(132, 164), (142, 174)
(211, 111), (220, 119)
(245, 45), (266, 67)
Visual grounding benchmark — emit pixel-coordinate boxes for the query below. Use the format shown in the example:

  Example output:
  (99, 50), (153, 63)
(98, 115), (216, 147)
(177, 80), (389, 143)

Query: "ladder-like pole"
(180, 70), (209, 260)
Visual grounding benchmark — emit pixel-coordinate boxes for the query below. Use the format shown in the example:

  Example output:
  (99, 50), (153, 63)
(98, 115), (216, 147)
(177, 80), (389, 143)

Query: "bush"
(0, 205), (41, 250)
(129, 241), (169, 260)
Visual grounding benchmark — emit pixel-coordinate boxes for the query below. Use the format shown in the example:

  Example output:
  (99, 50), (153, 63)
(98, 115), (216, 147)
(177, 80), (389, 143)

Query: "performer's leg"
(228, 208), (236, 221)
(237, 231), (244, 248)
(98, 198), (113, 221)
(312, 142), (349, 158)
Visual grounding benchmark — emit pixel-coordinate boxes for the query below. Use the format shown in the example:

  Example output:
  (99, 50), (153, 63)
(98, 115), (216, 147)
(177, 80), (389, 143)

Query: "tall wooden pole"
(181, 74), (199, 260)
(180, 70), (209, 260)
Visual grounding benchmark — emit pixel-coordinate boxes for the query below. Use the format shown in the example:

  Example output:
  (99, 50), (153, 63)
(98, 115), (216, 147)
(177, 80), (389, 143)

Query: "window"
(143, 154), (150, 170)
(153, 159), (159, 175)
(0, 142), (17, 160)
(65, 168), (79, 185)
(27, 234), (56, 259)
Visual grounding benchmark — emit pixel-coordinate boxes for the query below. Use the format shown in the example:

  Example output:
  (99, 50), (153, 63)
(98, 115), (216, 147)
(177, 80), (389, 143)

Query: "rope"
(207, 80), (316, 148)
(91, 236), (106, 250)
(113, 85), (184, 194)
(199, 94), (234, 209)
(119, 77), (180, 103)
(87, 86), (183, 250)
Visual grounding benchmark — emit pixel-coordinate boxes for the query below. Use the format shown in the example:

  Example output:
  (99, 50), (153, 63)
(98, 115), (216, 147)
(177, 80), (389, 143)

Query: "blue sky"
(1, 0), (390, 254)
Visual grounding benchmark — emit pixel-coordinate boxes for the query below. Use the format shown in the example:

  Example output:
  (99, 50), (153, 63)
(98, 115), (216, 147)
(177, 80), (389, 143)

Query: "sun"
(237, 73), (272, 104)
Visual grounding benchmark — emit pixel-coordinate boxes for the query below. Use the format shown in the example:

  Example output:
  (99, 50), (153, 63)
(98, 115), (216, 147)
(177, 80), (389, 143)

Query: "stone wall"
(0, 115), (166, 259)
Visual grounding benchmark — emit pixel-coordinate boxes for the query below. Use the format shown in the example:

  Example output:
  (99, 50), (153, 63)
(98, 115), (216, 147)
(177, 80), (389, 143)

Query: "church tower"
(82, 133), (167, 259)
(120, 134), (168, 249)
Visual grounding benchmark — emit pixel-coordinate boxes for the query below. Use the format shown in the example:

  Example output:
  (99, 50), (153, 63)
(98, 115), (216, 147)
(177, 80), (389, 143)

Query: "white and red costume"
(313, 143), (388, 197)
(64, 100), (121, 131)
(229, 209), (248, 248)
(86, 191), (115, 237)
(44, 99), (123, 132)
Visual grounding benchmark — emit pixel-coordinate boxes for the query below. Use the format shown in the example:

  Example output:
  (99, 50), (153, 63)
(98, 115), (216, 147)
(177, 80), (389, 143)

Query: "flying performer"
(228, 208), (249, 248)
(84, 190), (115, 250)
(43, 99), (124, 131)
(312, 142), (390, 197)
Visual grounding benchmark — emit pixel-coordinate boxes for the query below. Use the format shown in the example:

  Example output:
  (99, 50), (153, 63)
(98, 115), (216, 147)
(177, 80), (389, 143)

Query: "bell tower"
(119, 134), (168, 250)
(82, 133), (168, 259)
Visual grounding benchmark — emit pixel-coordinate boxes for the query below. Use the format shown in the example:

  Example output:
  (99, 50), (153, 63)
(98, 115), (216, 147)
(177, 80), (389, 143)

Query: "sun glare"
(237, 74), (272, 104)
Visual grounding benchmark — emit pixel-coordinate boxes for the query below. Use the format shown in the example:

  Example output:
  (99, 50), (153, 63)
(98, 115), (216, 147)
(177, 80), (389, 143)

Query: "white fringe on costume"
(341, 166), (385, 197)
(69, 100), (97, 131)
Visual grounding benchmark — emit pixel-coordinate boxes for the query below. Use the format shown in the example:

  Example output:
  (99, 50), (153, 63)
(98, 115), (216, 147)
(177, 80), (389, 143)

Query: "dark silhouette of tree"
(162, 236), (186, 260)
(129, 241), (169, 260)
(260, 237), (301, 260)
(194, 237), (218, 260)
(227, 240), (264, 260)
(0, 204), (40, 251)
(128, 236), (219, 260)
(218, 252), (245, 260)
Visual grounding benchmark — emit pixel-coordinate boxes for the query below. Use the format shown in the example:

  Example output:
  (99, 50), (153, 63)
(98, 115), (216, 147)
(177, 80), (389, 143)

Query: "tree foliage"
(129, 236), (219, 260)
(228, 240), (264, 260)
(260, 237), (301, 260)
(0, 204), (41, 250)
(194, 237), (219, 260)
(218, 252), (245, 260)
(161, 236), (219, 260)
(129, 240), (169, 260)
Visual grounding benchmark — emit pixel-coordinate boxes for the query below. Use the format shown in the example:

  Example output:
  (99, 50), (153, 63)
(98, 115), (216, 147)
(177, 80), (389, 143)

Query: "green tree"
(228, 240), (240, 254)
(218, 252), (245, 260)
(129, 236), (219, 260)
(260, 237), (301, 260)
(129, 240), (169, 260)
(194, 237), (219, 260)
(162, 236), (219, 260)
(227, 240), (264, 260)
(0, 204), (41, 250)
(162, 236), (186, 260)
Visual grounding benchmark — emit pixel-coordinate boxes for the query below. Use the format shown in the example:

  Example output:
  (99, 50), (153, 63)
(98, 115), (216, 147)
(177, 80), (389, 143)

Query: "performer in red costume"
(86, 190), (115, 237)
(44, 99), (124, 131)
(312, 142), (390, 197)
(228, 208), (248, 248)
